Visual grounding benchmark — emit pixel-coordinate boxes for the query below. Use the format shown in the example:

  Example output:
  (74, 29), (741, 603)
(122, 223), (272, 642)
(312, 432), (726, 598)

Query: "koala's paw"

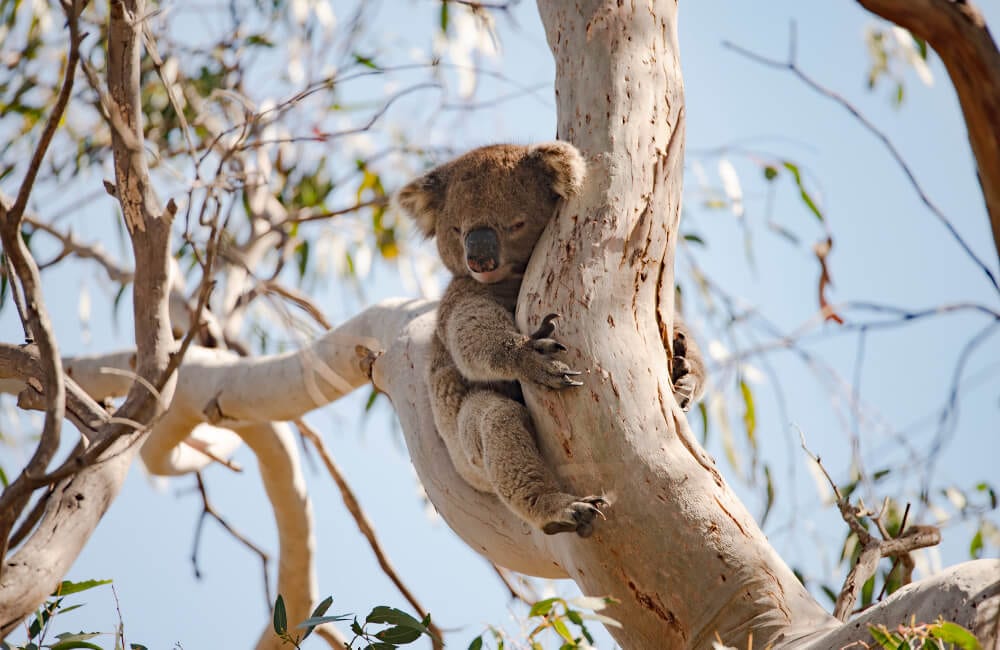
(670, 331), (701, 411)
(540, 495), (608, 538)
(520, 314), (583, 389)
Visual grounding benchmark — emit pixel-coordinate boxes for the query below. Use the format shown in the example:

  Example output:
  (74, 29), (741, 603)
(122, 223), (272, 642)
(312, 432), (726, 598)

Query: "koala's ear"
(395, 169), (447, 237)
(528, 141), (586, 200)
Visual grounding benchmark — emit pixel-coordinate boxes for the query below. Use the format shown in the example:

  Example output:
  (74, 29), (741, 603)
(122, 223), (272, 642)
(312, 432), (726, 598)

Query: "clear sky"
(1, 1), (998, 649)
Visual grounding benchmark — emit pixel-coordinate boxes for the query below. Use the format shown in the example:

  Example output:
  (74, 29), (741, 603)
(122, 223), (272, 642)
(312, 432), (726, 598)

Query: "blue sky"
(2, 1), (998, 648)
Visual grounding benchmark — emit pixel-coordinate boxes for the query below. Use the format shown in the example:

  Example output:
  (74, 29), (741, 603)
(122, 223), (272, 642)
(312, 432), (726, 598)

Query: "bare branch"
(25, 215), (134, 284)
(191, 473), (272, 608)
(856, 0), (1000, 267)
(799, 433), (940, 620)
(295, 419), (444, 649)
(0, 0), (87, 566)
(722, 36), (1000, 295)
(8, 0), (86, 223)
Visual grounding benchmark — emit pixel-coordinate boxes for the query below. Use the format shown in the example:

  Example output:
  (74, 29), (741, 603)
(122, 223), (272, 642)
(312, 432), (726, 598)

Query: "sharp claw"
(554, 342), (567, 352)
(564, 376), (584, 386)
(563, 369), (582, 376)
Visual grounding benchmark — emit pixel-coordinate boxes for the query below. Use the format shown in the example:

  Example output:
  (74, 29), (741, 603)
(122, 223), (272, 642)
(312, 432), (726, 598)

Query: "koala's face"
(395, 143), (586, 284)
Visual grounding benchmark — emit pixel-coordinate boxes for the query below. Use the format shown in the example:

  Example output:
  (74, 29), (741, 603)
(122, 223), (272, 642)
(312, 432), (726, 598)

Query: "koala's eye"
(451, 227), (461, 236)
(507, 220), (526, 234)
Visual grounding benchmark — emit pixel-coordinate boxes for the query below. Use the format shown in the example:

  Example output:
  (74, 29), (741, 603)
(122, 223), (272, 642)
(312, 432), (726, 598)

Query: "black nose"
(465, 228), (500, 273)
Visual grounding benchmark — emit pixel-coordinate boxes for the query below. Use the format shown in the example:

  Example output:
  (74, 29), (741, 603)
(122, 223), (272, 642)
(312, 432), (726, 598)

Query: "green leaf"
(763, 165), (779, 181)
(910, 33), (928, 60)
(861, 574), (875, 607)
(301, 596), (337, 640)
(867, 625), (903, 650)
(0, 465), (8, 488)
(352, 53), (379, 70)
(975, 482), (997, 509)
(50, 631), (103, 649)
(273, 595), (288, 636)
(364, 388), (379, 412)
(820, 585), (838, 605)
(365, 606), (437, 642)
(440, 1), (449, 33)
(295, 240), (310, 279)
(895, 83), (904, 106)
(52, 579), (112, 596)
(467, 636), (483, 650)
(683, 233), (705, 246)
(28, 599), (61, 639)
(375, 624), (422, 645)
(760, 464), (775, 527)
(528, 597), (559, 617)
(246, 34), (275, 48)
(550, 617), (575, 644)
(0, 268), (8, 316)
(970, 528), (984, 559)
(739, 379), (756, 445)
(697, 401), (709, 444)
(929, 620), (982, 650)
(130, 645), (149, 650)
(296, 613), (353, 629)
(782, 161), (824, 221)
(312, 596), (334, 619)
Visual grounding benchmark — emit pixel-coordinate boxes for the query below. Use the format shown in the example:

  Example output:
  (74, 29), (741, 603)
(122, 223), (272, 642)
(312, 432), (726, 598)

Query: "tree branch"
(722, 35), (1000, 295)
(856, 0), (1000, 267)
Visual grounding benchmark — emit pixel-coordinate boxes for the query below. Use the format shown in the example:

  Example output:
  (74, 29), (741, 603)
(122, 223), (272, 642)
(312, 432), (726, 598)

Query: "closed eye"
(452, 226), (461, 235)
(507, 220), (526, 234)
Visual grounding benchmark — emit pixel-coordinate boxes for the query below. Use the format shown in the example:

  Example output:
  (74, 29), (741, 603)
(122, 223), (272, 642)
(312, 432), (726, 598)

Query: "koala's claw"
(530, 337), (567, 355)
(520, 315), (584, 389)
(530, 313), (562, 340)
(541, 496), (608, 538)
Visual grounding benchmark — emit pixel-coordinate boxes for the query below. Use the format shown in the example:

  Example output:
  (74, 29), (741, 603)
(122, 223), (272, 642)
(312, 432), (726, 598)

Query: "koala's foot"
(671, 330), (702, 411)
(520, 313), (583, 389)
(538, 494), (608, 538)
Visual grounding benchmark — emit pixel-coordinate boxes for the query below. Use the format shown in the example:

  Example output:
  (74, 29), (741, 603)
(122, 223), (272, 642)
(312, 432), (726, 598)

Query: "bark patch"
(627, 579), (685, 639)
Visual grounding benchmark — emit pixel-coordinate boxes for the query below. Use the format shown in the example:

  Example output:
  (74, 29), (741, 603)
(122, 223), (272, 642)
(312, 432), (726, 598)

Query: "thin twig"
(24, 215), (134, 284)
(799, 432), (940, 621)
(295, 419), (445, 649)
(191, 472), (273, 609)
(722, 35), (1000, 296)
(8, 0), (86, 222)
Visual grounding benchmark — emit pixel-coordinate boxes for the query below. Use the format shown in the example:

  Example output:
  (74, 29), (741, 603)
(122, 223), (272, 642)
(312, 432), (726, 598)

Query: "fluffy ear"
(528, 141), (586, 199)
(394, 169), (447, 237)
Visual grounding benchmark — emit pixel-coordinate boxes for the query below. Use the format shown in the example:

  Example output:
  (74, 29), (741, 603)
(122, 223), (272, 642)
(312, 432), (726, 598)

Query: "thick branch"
(857, 0), (1000, 265)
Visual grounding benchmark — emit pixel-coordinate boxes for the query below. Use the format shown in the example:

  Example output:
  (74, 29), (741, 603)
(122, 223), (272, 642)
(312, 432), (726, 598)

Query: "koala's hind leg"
(458, 390), (606, 537)
(429, 357), (493, 493)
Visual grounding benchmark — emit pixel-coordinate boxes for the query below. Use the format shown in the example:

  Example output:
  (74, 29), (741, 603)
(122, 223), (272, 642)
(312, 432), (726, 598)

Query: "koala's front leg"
(441, 284), (582, 389)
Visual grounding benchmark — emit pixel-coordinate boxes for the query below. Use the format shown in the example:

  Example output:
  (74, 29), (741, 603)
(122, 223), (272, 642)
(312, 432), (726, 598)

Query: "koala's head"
(395, 142), (585, 284)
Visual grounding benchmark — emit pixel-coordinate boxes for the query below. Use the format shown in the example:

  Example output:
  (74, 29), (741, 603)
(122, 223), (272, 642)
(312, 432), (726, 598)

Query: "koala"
(396, 142), (705, 537)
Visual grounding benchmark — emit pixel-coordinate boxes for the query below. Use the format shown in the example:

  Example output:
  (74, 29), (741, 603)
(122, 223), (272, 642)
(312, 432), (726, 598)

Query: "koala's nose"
(464, 228), (500, 273)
